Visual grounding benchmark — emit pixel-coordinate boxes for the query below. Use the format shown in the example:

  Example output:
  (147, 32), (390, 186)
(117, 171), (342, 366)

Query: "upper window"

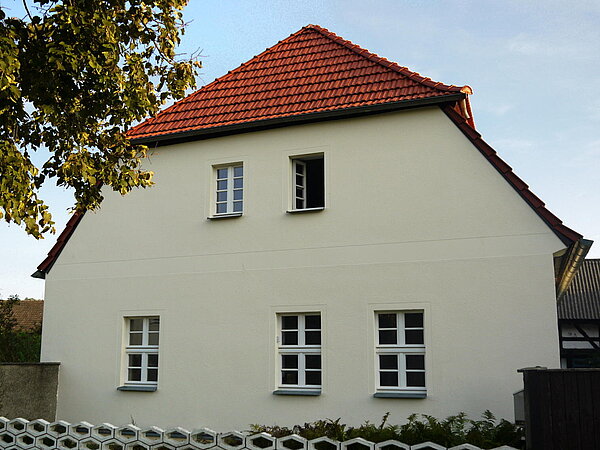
(375, 311), (425, 394)
(291, 155), (324, 210)
(278, 313), (322, 390)
(124, 317), (160, 387)
(215, 164), (243, 215)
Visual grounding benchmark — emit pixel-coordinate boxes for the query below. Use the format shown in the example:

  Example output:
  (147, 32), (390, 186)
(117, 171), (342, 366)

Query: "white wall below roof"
(41, 107), (563, 430)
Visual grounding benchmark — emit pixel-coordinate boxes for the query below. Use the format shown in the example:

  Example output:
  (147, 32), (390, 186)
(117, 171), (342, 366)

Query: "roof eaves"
(32, 212), (85, 279)
(130, 93), (465, 145)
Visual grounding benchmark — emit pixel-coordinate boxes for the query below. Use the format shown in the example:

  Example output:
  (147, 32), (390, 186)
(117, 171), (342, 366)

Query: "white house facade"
(35, 25), (590, 430)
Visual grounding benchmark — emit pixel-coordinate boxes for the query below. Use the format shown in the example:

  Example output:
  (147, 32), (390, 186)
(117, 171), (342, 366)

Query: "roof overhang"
(129, 94), (467, 148)
(555, 239), (594, 300)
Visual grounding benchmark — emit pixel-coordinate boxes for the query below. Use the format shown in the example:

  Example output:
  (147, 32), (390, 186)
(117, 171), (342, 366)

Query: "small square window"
(291, 155), (324, 210)
(214, 164), (243, 215)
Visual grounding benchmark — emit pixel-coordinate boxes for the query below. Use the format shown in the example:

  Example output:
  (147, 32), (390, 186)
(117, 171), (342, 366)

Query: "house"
(0, 299), (43, 332)
(33, 25), (591, 430)
(558, 259), (600, 368)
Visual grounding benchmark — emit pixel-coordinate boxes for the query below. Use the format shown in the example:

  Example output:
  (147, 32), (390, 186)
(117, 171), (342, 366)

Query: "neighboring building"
(558, 259), (600, 368)
(0, 299), (43, 332)
(34, 25), (591, 429)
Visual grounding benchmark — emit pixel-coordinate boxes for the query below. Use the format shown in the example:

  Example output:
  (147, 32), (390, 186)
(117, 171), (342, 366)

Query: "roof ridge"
(305, 24), (472, 95)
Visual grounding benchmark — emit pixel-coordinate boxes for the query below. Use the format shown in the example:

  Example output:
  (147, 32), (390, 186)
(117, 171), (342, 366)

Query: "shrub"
(0, 295), (42, 362)
(250, 411), (523, 449)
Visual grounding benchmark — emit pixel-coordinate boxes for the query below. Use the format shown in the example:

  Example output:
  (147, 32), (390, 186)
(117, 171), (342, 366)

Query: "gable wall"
(41, 107), (564, 429)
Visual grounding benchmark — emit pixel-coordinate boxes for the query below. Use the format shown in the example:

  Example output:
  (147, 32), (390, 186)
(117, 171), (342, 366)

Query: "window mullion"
(299, 351), (306, 387)
(398, 312), (405, 346)
(227, 167), (234, 212)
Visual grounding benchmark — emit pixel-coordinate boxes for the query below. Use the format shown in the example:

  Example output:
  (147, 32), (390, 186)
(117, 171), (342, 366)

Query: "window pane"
(147, 368), (158, 382)
(296, 187), (304, 198)
(407, 371), (426, 387)
(282, 355), (298, 369)
(406, 354), (425, 370)
(296, 199), (304, 209)
(305, 331), (321, 345)
(405, 313), (423, 328)
(217, 168), (228, 179)
(378, 314), (396, 329)
(128, 368), (142, 382)
(405, 329), (424, 345)
(233, 201), (243, 212)
(128, 354), (142, 367)
(129, 333), (142, 346)
(234, 178), (243, 189)
(282, 331), (298, 345)
(305, 354), (321, 369)
(296, 174), (304, 185)
(233, 166), (243, 177)
(216, 203), (228, 214)
(305, 315), (320, 330)
(282, 316), (298, 330)
(148, 354), (159, 368)
(379, 355), (397, 370)
(380, 371), (398, 387)
(233, 190), (243, 200)
(305, 371), (321, 386)
(282, 371), (298, 385)
(129, 319), (143, 331)
(149, 318), (160, 331)
(217, 191), (227, 202)
(295, 163), (305, 175)
(217, 180), (227, 190)
(379, 330), (397, 345)
(148, 333), (159, 346)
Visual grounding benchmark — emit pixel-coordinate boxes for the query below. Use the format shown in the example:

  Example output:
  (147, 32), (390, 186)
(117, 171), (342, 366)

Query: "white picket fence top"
(0, 417), (519, 450)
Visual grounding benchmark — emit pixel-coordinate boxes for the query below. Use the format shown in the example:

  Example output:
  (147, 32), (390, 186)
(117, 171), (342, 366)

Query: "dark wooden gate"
(519, 367), (600, 450)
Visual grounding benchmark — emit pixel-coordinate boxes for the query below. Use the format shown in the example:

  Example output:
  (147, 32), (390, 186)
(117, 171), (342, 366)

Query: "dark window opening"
(293, 155), (324, 209)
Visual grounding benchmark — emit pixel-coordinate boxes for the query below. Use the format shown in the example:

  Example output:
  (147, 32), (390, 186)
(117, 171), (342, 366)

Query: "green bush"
(0, 295), (42, 362)
(250, 411), (523, 449)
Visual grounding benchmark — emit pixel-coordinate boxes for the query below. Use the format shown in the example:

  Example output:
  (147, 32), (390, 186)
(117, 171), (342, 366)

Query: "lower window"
(278, 313), (322, 390)
(124, 316), (160, 386)
(375, 311), (425, 394)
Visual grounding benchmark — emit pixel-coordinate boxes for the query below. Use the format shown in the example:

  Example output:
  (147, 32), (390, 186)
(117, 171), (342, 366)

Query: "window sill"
(208, 213), (243, 220)
(373, 391), (426, 399)
(117, 385), (157, 392)
(286, 207), (325, 214)
(273, 389), (321, 396)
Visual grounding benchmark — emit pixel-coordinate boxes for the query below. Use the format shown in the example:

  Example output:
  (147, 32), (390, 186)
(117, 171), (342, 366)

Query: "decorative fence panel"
(0, 417), (519, 450)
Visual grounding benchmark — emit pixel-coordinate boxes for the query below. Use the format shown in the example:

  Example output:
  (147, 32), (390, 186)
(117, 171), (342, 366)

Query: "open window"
(291, 154), (324, 211)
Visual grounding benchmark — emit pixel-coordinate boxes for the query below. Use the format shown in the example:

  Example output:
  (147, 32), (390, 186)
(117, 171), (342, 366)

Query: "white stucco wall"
(41, 107), (564, 430)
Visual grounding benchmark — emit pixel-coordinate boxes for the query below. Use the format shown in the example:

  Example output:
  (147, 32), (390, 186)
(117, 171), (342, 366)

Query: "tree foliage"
(0, 295), (42, 362)
(0, 0), (200, 237)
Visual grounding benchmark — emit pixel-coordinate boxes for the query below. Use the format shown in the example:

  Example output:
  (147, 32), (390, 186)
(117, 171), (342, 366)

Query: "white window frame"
(214, 164), (243, 215)
(375, 311), (426, 394)
(124, 317), (160, 387)
(277, 313), (322, 390)
(289, 153), (325, 212)
(293, 160), (307, 210)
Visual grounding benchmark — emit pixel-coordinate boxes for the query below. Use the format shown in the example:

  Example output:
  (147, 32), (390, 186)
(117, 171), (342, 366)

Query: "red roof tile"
(1, 300), (44, 331)
(128, 24), (472, 140)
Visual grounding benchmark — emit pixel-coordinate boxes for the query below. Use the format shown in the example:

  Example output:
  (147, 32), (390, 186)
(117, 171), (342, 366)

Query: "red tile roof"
(33, 25), (584, 279)
(128, 24), (472, 140)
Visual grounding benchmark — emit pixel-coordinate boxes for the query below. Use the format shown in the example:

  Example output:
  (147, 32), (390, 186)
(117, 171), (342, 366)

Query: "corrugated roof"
(558, 259), (600, 320)
(128, 24), (472, 140)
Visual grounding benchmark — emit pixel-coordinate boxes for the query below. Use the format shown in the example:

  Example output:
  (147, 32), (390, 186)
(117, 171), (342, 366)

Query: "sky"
(1, 0), (599, 299)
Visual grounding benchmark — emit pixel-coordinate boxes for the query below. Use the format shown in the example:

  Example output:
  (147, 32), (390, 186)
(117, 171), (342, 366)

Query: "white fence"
(0, 418), (519, 450)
